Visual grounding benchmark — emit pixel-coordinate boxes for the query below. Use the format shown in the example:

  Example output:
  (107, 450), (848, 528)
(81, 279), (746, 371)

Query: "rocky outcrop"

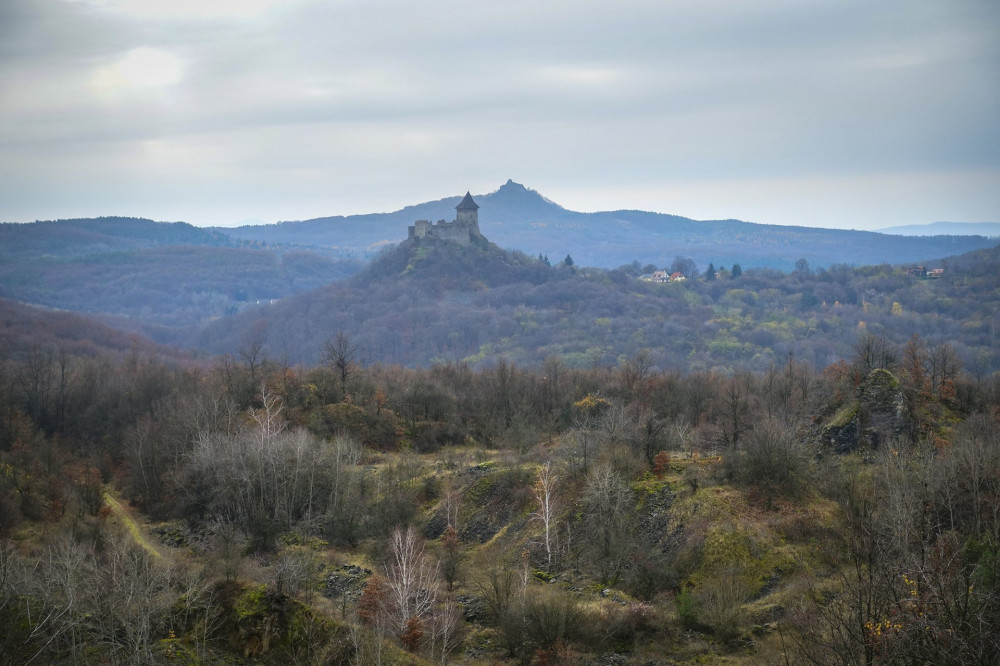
(324, 564), (372, 602)
(824, 369), (908, 453)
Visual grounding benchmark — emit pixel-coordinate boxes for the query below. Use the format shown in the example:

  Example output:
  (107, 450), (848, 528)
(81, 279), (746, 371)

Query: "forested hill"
(0, 217), (232, 258)
(0, 218), (364, 331)
(219, 180), (1000, 270)
(350, 233), (554, 289)
(0, 297), (188, 360)
(194, 236), (1000, 374)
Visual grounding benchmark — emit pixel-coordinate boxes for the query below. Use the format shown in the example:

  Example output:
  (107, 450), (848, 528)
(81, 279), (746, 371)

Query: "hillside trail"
(102, 489), (164, 560)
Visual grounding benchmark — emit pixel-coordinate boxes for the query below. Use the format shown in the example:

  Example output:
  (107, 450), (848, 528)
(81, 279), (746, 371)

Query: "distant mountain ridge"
(218, 180), (1000, 271)
(876, 221), (1000, 237)
(0, 216), (232, 258)
(0, 217), (363, 334)
(8, 185), (998, 272)
(3, 206), (998, 375)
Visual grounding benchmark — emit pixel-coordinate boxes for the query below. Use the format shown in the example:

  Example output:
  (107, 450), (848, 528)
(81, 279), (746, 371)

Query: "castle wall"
(407, 218), (480, 246)
(406, 193), (481, 245)
(408, 219), (432, 239)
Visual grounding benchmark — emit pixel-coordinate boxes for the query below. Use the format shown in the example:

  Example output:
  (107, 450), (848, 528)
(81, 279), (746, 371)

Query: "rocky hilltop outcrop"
(824, 369), (909, 453)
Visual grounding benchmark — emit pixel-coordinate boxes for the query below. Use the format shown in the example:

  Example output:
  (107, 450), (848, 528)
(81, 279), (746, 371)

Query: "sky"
(1, 0), (998, 231)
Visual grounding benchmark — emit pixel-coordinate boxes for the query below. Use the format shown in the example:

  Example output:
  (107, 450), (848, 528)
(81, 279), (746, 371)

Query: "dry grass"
(102, 490), (163, 560)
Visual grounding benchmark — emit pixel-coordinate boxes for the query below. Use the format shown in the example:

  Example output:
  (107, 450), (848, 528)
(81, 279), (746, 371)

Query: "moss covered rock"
(824, 369), (908, 452)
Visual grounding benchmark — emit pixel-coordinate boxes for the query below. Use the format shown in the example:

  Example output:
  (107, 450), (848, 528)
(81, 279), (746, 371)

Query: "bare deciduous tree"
(323, 331), (357, 397)
(853, 333), (897, 377)
(531, 461), (559, 571)
(927, 341), (961, 399)
(441, 479), (462, 530)
(426, 595), (464, 664)
(1, 537), (90, 664)
(188, 386), (347, 550)
(385, 526), (439, 646)
(716, 373), (755, 450)
(582, 465), (635, 585)
(89, 533), (178, 665)
(620, 349), (652, 405)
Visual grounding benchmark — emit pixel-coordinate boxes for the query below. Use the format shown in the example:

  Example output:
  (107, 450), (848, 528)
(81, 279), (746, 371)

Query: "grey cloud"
(0, 0), (997, 227)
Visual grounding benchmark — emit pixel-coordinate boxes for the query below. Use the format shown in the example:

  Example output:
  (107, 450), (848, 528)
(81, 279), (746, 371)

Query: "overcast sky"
(1, 0), (998, 230)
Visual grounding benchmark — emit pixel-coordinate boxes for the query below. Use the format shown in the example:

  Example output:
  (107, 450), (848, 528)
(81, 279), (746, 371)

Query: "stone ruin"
(408, 191), (483, 247)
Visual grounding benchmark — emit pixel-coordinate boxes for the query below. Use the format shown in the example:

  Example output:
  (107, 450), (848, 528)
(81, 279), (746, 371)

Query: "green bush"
(675, 587), (699, 630)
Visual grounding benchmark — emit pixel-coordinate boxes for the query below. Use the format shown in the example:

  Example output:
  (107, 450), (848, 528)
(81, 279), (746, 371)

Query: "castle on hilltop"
(407, 192), (483, 246)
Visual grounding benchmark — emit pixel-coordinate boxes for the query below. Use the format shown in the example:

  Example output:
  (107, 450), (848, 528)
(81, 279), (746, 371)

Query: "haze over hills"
(5, 184), (997, 276)
(220, 180), (1000, 271)
(876, 221), (1000, 237)
(0, 217), (363, 332)
(192, 235), (1000, 373)
(2, 187), (998, 366)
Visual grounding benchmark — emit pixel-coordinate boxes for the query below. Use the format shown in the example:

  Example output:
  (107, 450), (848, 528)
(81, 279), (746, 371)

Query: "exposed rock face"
(424, 511), (448, 540)
(824, 369), (908, 453)
(826, 419), (859, 454)
(323, 564), (372, 602)
(857, 369), (908, 447)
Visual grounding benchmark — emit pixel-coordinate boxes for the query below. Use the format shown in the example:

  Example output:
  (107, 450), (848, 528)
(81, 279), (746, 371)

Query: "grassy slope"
(104, 443), (842, 664)
(102, 491), (164, 560)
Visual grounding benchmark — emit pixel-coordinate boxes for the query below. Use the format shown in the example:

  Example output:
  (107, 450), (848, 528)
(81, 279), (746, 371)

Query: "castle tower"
(408, 219), (431, 239)
(455, 191), (479, 230)
(407, 190), (484, 244)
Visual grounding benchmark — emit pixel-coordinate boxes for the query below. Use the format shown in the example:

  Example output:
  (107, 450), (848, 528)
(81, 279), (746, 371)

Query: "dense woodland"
(199, 239), (1000, 376)
(1, 323), (998, 664)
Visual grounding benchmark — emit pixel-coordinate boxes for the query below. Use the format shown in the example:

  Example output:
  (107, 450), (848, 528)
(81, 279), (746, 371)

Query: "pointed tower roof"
(456, 191), (479, 210)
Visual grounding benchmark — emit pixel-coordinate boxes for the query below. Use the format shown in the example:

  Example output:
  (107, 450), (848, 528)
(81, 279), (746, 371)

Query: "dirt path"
(102, 490), (163, 560)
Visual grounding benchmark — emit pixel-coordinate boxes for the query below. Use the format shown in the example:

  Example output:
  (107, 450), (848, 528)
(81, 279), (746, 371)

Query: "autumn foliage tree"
(652, 451), (669, 479)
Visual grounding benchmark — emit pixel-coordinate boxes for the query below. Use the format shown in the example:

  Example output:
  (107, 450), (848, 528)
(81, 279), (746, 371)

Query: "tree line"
(197, 240), (1000, 381)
